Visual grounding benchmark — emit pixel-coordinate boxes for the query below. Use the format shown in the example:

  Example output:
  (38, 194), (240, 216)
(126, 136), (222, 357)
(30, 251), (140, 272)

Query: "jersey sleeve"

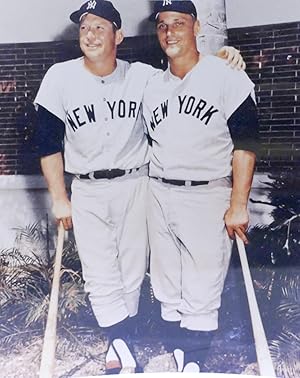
(34, 64), (65, 122)
(228, 95), (260, 155)
(222, 65), (255, 121)
(32, 105), (65, 157)
(136, 62), (161, 84)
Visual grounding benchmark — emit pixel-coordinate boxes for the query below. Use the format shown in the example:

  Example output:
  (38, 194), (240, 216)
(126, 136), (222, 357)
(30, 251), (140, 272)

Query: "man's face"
(156, 11), (199, 59)
(79, 13), (122, 62)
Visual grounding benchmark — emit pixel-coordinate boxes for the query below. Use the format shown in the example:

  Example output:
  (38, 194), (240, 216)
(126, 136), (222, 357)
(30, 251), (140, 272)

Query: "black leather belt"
(152, 177), (209, 186)
(79, 167), (140, 180)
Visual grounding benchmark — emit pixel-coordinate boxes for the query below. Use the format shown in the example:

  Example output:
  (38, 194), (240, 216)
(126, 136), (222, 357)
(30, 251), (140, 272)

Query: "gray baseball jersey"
(35, 58), (156, 174)
(143, 55), (255, 181)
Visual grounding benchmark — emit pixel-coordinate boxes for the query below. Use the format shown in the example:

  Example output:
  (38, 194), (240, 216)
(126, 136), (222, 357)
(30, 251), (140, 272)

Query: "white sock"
(106, 343), (119, 363)
(112, 338), (136, 368)
(183, 362), (201, 373)
(173, 348), (184, 372)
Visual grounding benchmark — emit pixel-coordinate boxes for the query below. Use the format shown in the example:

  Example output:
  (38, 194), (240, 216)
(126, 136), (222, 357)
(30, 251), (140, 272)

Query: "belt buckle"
(106, 169), (113, 179)
(88, 171), (96, 180)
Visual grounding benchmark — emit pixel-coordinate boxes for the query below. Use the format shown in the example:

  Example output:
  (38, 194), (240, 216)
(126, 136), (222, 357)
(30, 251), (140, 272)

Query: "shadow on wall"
(54, 23), (79, 42)
(137, 17), (156, 36)
(52, 11), (156, 41)
(9, 38), (81, 252)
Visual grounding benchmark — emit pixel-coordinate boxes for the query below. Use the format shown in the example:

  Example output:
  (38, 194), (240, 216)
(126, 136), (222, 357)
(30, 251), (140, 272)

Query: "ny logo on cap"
(87, 0), (97, 10)
(163, 0), (172, 6)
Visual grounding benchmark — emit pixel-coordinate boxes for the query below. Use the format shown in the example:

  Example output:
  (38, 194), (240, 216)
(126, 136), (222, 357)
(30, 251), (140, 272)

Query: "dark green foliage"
(248, 169), (300, 377)
(249, 171), (300, 266)
(0, 222), (96, 354)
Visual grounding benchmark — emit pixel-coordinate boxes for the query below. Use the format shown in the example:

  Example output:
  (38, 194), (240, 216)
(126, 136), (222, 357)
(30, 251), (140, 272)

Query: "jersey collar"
(165, 55), (207, 82)
(82, 57), (123, 84)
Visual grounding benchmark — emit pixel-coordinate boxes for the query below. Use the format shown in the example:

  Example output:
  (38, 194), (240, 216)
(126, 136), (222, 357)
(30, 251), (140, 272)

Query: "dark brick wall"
(228, 21), (300, 172)
(2, 22), (299, 175)
(0, 35), (163, 175)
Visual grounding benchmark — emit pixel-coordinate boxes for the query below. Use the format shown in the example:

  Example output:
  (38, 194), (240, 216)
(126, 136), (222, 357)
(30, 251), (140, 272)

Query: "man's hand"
(224, 205), (249, 244)
(216, 46), (246, 71)
(52, 198), (73, 230)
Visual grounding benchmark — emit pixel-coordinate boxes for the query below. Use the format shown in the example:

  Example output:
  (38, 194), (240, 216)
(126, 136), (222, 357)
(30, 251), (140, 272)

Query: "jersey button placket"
(103, 94), (112, 142)
(103, 97), (109, 123)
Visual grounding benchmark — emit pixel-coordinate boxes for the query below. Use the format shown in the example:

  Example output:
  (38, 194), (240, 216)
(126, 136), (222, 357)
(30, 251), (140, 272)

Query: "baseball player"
(143, 0), (259, 372)
(34, 1), (153, 372)
(33, 0), (246, 373)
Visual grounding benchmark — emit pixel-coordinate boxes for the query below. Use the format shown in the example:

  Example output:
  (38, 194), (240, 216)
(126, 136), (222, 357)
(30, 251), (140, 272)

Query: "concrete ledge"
(0, 174), (72, 190)
(251, 172), (273, 188)
(80, 373), (268, 378)
(0, 175), (47, 190)
(0, 172), (273, 190)
(0, 173), (275, 250)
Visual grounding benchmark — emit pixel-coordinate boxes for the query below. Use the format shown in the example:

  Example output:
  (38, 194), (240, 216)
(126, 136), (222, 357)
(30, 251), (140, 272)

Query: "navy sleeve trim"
(32, 105), (65, 157)
(227, 95), (260, 155)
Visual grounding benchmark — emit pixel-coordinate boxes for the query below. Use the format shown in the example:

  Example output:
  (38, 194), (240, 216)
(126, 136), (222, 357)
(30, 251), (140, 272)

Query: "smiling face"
(79, 13), (123, 63)
(156, 11), (200, 60)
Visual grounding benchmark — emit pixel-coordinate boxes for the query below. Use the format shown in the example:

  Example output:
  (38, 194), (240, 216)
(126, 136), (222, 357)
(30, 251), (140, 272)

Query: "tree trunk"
(194, 0), (227, 54)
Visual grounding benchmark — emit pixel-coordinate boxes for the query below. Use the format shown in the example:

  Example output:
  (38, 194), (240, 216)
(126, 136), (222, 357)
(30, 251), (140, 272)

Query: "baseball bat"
(39, 222), (65, 378)
(235, 233), (276, 377)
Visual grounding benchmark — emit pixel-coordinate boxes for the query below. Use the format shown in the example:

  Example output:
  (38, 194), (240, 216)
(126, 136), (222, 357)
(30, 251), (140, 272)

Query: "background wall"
(226, 0), (300, 172)
(225, 0), (300, 28)
(0, 0), (152, 42)
(0, 0), (227, 49)
(228, 22), (300, 171)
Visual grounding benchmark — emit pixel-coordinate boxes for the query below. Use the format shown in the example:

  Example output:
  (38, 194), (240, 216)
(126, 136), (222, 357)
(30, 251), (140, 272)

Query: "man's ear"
(194, 19), (200, 36)
(115, 29), (124, 46)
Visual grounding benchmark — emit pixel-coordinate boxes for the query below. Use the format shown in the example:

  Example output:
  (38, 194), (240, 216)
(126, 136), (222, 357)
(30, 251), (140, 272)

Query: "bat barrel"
(235, 234), (276, 377)
(39, 222), (65, 378)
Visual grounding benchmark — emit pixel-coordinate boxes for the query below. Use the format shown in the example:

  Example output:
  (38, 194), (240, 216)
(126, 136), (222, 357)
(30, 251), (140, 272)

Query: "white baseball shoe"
(183, 362), (201, 373)
(173, 348), (201, 373)
(173, 348), (184, 372)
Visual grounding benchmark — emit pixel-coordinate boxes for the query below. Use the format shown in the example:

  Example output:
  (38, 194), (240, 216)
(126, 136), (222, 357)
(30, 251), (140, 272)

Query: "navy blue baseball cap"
(149, 0), (197, 22)
(70, 0), (122, 29)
